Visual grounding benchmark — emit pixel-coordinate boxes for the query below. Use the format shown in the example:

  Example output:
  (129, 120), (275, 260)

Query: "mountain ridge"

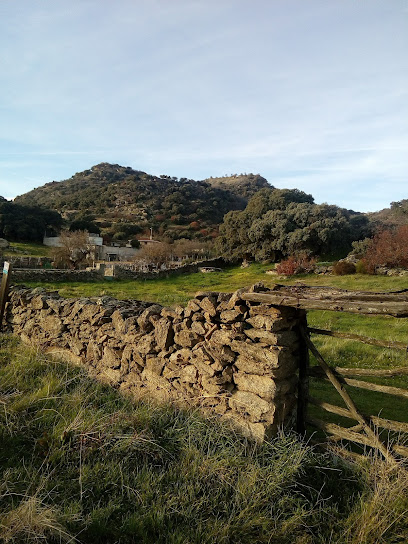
(14, 163), (272, 241)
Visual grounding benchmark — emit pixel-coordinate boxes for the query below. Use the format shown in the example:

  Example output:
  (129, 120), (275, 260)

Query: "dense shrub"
(362, 226), (408, 274)
(332, 260), (356, 275)
(350, 237), (372, 259)
(276, 253), (316, 276)
(355, 259), (367, 274)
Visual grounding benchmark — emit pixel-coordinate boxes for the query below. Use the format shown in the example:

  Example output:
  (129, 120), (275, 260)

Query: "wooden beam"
(309, 418), (408, 459)
(308, 366), (408, 378)
(307, 417), (377, 448)
(307, 327), (408, 351)
(242, 291), (408, 317)
(393, 444), (408, 457)
(296, 313), (309, 434)
(342, 377), (408, 399)
(252, 284), (408, 302)
(309, 396), (353, 420)
(309, 397), (408, 434)
(309, 369), (408, 398)
(371, 416), (408, 434)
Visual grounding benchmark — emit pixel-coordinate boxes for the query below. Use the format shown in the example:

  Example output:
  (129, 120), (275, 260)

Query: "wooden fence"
(243, 285), (408, 465)
(0, 261), (11, 331)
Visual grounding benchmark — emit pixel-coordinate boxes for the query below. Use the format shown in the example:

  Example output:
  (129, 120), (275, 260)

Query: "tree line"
(0, 197), (62, 243)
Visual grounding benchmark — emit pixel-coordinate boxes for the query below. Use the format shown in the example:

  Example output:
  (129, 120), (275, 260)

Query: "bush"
(333, 260), (356, 275)
(355, 259), (367, 274)
(276, 253), (316, 276)
(362, 226), (408, 274)
(350, 238), (372, 259)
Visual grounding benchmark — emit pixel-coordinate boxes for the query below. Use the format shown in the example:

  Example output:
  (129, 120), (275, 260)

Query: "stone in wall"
(5, 283), (303, 442)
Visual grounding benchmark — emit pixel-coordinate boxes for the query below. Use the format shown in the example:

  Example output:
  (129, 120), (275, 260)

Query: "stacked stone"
(11, 269), (101, 282)
(6, 285), (302, 441)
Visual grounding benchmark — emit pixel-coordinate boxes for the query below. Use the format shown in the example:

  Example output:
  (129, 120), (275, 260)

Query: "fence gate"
(243, 285), (408, 464)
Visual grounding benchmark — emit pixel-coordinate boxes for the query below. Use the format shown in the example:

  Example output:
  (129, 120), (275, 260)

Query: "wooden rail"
(307, 327), (408, 351)
(242, 285), (408, 317)
(303, 322), (408, 463)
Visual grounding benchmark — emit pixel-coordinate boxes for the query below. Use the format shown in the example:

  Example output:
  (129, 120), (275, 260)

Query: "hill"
(14, 164), (271, 242)
(367, 199), (408, 228)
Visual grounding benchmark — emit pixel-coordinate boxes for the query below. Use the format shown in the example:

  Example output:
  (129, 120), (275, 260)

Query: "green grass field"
(1, 334), (407, 543)
(17, 262), (408, 304)
(4, 241), (53, 258)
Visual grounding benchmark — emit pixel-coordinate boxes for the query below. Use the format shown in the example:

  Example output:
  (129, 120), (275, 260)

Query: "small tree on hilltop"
(52, 230), (92, 269)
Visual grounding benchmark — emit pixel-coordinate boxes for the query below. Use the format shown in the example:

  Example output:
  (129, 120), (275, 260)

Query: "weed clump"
(333, 260), (357, 275)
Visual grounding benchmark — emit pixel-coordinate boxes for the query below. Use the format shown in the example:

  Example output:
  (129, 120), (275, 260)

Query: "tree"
(216, 188), (370, 261)
(0, 200), (62, 242)
(136, 242), (173, 269)
(362, 226), (408, 273)
(51, 230), (93, 269)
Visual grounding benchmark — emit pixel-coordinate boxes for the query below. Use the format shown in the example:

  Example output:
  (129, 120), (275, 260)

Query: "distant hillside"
(15, 164), (272, 242)
(367, 199), (408, 228)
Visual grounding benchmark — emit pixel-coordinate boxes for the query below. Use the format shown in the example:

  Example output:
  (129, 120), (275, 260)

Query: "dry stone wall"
(8, 258), (228, 283)
(5, 285), (303, 441)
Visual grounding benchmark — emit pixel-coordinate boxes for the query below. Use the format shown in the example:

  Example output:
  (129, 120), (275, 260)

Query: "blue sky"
(0, 0), (407, 212)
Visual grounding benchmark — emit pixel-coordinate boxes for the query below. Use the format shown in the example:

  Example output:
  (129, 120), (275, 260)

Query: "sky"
(0, 0), (407, 212)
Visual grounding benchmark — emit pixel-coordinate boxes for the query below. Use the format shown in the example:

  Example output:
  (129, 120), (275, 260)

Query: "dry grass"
(0, 495), (74, 543)
(338, 458), (408, 544)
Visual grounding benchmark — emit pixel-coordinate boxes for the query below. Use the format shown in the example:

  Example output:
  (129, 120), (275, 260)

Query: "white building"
(43, 233), (142, 262)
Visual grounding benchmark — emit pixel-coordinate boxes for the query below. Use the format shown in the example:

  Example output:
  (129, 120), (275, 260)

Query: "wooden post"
(0, 261), (12, 331)
(296, 311), (309, 434)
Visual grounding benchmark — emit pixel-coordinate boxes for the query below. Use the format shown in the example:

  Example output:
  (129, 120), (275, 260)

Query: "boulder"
(40, 315), (65, 336)
(229, 391), (272, 421)
(154, 318), (174, 350)
(174, 330), (202, 348)
(244, 328), (299, 346)
(102, 346), (122, 369)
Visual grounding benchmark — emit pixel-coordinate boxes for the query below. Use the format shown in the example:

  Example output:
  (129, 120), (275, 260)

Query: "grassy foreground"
(1, 334), (407, 544)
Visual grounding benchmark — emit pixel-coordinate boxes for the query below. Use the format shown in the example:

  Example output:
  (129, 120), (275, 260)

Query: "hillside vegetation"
(216, 188), (371, 261)
(205, 172), (270, 198)
(14, 164), (270, 242)
(0, 197), (62, 243)
(368, 198), (408, 227)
